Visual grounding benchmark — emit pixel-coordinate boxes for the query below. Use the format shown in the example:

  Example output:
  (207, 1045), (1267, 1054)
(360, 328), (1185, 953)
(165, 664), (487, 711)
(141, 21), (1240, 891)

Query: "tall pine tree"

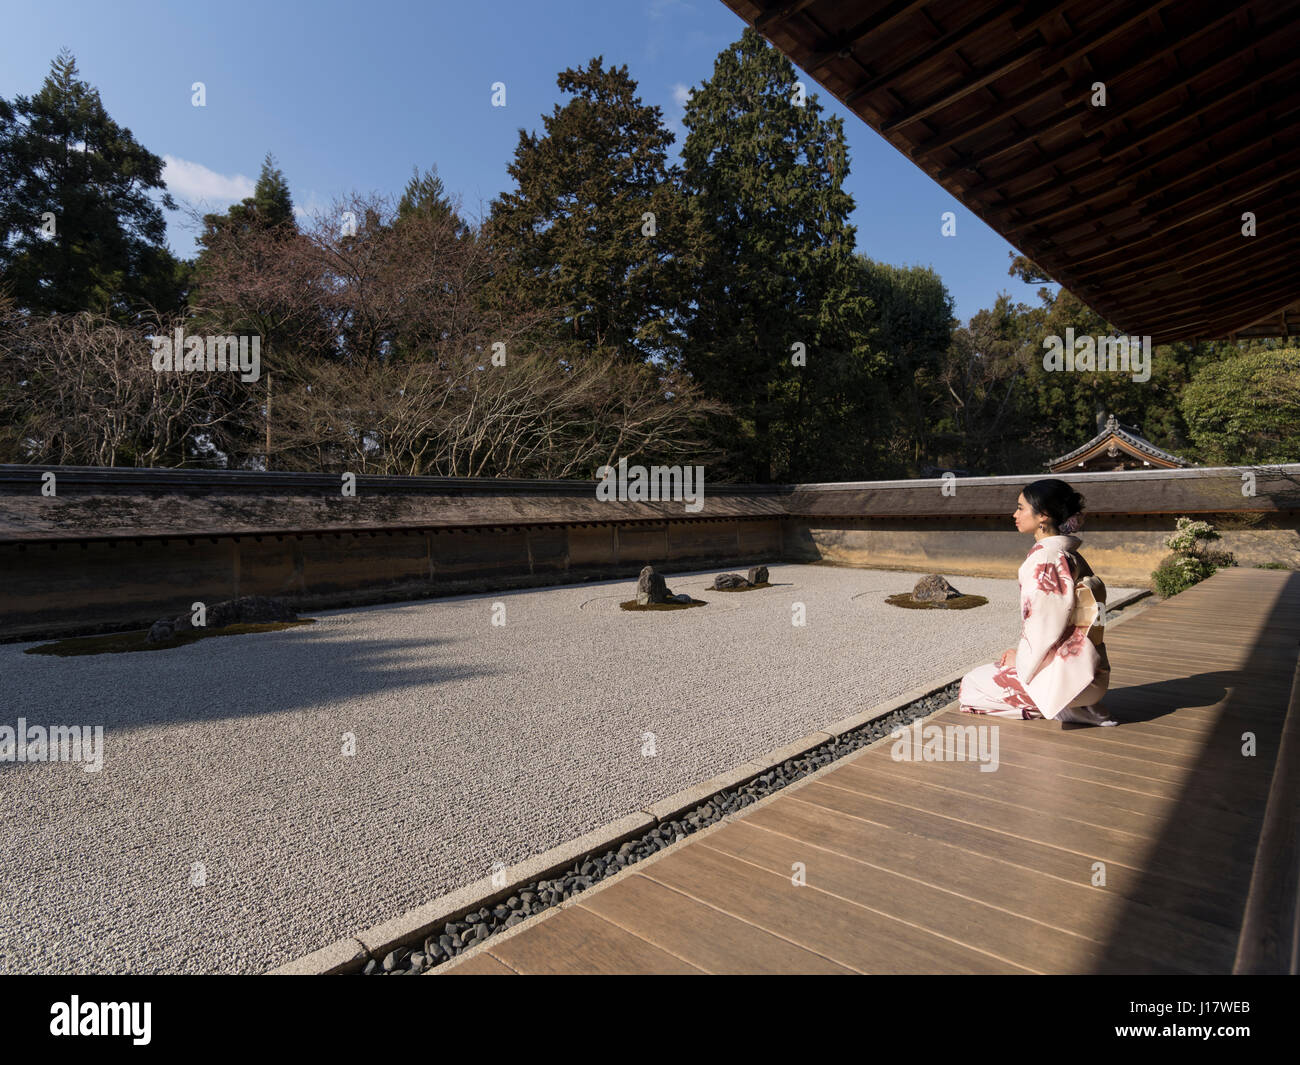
(196, 152), (296, 244)
(397, 164), (464, 232)
(0, 49), (183, 317)
(487, 57), (686, 364)
(680, 29), (871, 482)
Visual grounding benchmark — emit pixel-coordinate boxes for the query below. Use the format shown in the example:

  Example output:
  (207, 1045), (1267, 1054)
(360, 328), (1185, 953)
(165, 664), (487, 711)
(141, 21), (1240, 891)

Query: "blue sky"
(2, 0), (1055, 325)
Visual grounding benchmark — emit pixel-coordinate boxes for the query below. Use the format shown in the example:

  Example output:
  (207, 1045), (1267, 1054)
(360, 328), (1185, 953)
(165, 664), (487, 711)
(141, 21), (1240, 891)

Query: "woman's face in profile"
(1013, 493), (1037, 534)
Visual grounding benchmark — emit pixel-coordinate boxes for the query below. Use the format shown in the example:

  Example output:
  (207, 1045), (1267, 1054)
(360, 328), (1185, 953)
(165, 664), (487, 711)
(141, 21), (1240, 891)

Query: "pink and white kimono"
(959, 534), (1110, 720)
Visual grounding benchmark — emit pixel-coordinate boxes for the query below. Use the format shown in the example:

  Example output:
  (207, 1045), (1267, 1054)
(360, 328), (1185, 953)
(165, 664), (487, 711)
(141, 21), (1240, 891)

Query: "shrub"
(1152, 554), (1217, 597)
(1152, 516), (1235, 597)
(1164, 517), (1221, 556)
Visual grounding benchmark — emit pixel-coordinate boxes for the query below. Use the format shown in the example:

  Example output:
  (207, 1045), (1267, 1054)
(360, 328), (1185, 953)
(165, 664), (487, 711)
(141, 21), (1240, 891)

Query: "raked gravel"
(0, 563), (1137, 974)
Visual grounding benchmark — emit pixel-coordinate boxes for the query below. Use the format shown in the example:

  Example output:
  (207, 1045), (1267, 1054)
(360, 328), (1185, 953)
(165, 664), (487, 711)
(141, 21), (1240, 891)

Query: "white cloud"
(162, 155), (255, 204)
(671, 82), (691, 107)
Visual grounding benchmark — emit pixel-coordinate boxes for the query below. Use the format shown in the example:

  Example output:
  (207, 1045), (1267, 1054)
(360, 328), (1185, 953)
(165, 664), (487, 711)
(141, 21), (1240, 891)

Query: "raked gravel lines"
(0, 563), (1137, 974)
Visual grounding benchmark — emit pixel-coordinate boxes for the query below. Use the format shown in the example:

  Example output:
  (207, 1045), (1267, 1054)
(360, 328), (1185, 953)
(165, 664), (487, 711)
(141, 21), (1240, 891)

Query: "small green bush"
(1152, 554), (1216, 598)
(1152, 516), (1236, 597)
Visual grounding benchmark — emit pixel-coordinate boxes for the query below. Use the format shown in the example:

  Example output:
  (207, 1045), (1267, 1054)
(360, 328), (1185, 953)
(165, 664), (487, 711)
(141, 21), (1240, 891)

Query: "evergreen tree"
(397, 164), (463, 232)
(486, 57), (685, 364)
(0, 49), (183, 317)
(679, 29), (871, 482)
(197, 152), (296, 244)
(857, 258), (954, 473)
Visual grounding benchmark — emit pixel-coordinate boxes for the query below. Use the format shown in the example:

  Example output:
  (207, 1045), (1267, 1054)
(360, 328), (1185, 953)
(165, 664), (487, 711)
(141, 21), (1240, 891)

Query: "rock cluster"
(708, 564), (770, 591)
(911, 574), (961, 602)
(146, 595), (298, 643)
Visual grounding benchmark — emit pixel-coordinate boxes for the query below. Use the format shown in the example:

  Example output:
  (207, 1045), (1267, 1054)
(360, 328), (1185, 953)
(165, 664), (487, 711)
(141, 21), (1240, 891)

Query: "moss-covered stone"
(619, 599), (707, 611)
(884, 593), (988, 610)
(25, 619), (316, 657)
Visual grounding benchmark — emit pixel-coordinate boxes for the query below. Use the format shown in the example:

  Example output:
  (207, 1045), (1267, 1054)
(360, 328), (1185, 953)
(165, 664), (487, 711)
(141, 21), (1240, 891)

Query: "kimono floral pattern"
(961, 663), (1043, 719)
(1055, 625), (1089, 660)
(958, 534), (1109, 720)
(1034, 558), (1070, 596)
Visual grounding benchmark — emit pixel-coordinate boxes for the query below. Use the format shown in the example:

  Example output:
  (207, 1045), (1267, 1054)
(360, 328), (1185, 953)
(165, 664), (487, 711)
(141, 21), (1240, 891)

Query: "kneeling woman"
(960, 479), (1116, 726)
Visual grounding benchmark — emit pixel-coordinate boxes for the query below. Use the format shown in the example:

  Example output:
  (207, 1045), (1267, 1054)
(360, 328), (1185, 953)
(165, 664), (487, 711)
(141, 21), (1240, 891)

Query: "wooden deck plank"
(852, 741), (1267, 843)
(857, 730), (1271, 817)
(822, 760), (1258, 883)
(445, 952), (518, 975)
(942, 717), (1275, 778)
(734, 798), (1237, 971)
(577, 872), (854, 974)
(697, 819), (1198, 973)
(927, 724), (1273, 794)
(636, 839), (1030, 973)
(788, 778), (1245, 929)
(483, 905), (704, 975)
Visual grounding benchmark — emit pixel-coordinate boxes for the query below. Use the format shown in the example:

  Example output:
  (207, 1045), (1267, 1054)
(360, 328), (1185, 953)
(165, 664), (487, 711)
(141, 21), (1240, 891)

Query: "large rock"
(711, 573), (749, 590)
(747, 566), (769, 585)
(146, 618), (176, 643)
(207, 595), (298, 628)
(146, 595), (298, 643)
(912, 574), (961, 602)
(636, 566), (673, 606)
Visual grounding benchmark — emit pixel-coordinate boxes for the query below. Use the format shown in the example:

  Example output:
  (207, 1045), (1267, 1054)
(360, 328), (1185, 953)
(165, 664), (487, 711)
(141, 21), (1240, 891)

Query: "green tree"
(933, 294), (1037, 473)
(1181, 348), (1300, 464)
(396, 164), (464, 231)
(486, 58), (684, 364)
(857, 259), (954, 473)
(680, 28), (870, 481)
(0, 49), (183, 317)
(196, 152), (295, 245)
(1007, 254), (1202, 469)
(187, 154), (307, 469)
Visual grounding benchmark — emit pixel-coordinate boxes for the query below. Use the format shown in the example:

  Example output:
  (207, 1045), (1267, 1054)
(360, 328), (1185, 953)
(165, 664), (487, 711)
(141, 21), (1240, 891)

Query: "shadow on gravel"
(2, 627), (502, 735)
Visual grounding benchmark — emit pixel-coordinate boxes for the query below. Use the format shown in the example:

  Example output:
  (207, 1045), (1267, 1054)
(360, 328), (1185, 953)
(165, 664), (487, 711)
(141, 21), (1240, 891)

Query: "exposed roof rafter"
(724, 0), (1300, 343)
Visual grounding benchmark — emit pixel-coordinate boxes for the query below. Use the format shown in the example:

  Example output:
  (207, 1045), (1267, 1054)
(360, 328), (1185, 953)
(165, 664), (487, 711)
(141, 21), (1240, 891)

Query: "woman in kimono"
(959, 479), (1116, 726)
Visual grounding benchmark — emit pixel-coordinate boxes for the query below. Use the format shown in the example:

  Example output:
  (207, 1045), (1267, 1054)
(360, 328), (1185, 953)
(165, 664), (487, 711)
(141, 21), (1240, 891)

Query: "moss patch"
(708, 581), (773, 593)
(619, 599), (707, 611)
(885, 593), (989, 610)
(25, 619), (316, 657)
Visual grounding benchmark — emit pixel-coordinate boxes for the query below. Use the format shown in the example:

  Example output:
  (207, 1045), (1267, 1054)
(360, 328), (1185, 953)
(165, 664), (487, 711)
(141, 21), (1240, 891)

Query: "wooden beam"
(912, 0), (1185, 160)
(800, 0), (934, 76)
(840, 2), (1018, 107)
(753, 0), (820, 35)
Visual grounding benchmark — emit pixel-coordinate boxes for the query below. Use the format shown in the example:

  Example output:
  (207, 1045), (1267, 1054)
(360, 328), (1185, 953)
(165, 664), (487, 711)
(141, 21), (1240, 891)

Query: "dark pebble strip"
(361, 680), (961, 975)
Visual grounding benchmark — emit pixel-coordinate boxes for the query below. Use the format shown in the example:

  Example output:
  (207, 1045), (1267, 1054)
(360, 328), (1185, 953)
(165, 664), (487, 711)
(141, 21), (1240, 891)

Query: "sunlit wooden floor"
(443, 568), (1300, 975)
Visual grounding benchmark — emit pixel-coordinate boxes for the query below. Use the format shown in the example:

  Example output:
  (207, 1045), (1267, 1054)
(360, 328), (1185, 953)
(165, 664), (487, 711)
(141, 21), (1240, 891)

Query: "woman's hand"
(998, 648), (1017, 668)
